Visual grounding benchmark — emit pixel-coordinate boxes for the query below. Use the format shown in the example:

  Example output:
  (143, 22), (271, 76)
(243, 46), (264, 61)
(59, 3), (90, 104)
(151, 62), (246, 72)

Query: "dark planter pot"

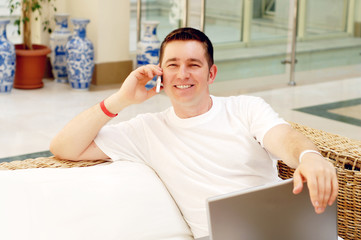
(14, 44), (51, 89)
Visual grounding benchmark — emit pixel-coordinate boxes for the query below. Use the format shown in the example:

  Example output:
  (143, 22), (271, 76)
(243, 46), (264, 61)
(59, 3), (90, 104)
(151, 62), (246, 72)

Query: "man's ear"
(208, 64), (217, 84)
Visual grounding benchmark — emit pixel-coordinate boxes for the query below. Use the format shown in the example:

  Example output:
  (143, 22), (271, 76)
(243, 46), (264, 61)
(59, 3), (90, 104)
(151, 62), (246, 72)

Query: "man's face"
(160, 40), (217, 111)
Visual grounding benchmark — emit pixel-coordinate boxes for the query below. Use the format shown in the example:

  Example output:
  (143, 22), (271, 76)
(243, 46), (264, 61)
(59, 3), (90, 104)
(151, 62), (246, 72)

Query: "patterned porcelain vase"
(0, 20), (16, 93)
(136, 21), (161, 67)
(50, 14), (71, 83)
(66, 18), (94, 91)
(136, 21), (161, 89)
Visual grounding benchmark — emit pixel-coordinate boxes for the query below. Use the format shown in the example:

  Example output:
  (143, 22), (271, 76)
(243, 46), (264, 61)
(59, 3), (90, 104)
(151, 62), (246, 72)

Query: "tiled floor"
(1, 64), (361, 160)
(296, 98), (361, 127)
(252, 78), (361, 139)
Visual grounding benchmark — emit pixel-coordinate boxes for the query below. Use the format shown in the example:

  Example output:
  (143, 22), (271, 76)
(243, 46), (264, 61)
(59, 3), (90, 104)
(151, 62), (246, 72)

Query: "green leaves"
(8, 0), (57, 35)
(31, 2), (41, 12)
(8, 0), (57, 49)
(9, 0), (21, 14)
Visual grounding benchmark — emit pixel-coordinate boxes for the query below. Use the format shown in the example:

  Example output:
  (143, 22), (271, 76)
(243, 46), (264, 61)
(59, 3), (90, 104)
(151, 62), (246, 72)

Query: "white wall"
(52, 0), (131, 64)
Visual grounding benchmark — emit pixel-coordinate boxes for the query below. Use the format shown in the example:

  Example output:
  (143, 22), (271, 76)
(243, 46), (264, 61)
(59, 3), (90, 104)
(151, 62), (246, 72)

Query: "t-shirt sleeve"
(94, 118), (147, 163)
(244, 96), (288, 147)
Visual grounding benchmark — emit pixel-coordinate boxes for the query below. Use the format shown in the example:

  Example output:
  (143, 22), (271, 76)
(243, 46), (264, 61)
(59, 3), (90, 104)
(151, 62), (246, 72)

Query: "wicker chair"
(278, 122), (361, 240)
(1, 122), (360, 240)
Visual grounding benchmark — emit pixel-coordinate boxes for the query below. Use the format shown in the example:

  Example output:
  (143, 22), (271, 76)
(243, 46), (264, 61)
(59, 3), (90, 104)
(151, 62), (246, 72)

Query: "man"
(50, 27), (338, 238)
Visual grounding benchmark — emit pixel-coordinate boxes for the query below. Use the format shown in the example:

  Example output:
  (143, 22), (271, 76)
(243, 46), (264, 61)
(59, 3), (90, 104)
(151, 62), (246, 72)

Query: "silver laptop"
(198, 178), (337, 240)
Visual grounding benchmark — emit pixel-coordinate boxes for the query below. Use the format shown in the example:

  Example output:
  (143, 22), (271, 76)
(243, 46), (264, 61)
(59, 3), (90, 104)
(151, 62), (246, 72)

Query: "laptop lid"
(205, 178), (337, 240)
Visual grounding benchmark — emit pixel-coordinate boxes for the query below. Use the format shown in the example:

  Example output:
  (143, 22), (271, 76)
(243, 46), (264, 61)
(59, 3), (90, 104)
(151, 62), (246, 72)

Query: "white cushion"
(0, 161), (194, 240)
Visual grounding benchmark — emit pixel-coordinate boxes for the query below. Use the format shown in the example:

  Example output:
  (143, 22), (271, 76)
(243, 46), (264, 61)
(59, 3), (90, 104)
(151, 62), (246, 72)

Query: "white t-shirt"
(94, 95), (287, 238)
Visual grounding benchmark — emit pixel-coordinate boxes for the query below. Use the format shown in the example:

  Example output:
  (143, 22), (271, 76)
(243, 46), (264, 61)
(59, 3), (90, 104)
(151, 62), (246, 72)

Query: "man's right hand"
(116, 64), (163, 108)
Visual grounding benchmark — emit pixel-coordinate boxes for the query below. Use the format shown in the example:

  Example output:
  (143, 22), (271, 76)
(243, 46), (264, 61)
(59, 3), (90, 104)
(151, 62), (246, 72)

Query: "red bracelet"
(100, 100), (118, 118)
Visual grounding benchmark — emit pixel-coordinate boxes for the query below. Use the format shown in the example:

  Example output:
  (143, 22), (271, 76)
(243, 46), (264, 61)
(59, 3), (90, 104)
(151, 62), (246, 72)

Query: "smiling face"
(161, 40), (217, 118)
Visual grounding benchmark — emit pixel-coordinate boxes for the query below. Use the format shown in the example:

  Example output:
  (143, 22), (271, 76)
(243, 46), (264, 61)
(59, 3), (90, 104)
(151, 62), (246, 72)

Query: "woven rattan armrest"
(0, 156), (108, 170)
(278, 122), (361, 240)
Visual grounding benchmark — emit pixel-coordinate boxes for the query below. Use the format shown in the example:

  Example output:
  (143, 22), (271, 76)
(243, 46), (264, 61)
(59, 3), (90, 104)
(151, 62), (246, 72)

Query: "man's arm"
(50, 65), (163, 161)
(263, 124), (338, 214)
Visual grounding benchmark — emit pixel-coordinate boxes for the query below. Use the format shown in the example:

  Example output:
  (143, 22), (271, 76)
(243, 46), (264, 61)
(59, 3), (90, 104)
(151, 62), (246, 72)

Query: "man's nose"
(176, 65), (190, 80)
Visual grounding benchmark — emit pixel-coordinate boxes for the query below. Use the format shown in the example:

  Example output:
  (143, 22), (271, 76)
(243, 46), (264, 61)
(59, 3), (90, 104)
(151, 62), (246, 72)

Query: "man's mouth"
(175, 85), (193, 89)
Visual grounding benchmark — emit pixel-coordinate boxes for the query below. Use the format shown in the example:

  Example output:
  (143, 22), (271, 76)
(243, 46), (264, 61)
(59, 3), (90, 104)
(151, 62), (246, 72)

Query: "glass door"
(131, 0), (291, 83)
(293, 0), (360, 79)
(129, 0), (183, 52)
(203, 0), (244, 44)
(303, 0), (348, 38)
(130, 0), (359, 86)
(204, 0), (292, 84)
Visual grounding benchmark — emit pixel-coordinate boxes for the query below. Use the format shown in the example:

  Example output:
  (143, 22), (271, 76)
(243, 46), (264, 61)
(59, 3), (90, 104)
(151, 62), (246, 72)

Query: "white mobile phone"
(156, 76), (162, 93)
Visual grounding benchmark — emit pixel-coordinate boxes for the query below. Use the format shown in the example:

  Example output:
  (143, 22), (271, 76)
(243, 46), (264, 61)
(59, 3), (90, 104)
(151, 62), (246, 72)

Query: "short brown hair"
(159, 27), (214, 69)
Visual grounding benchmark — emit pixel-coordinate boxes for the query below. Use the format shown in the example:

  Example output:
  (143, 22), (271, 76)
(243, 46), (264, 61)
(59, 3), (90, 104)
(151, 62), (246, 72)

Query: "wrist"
(299, 150), (323, 163)
(100, 100), (118, 118)
(103, 92), (131, 115)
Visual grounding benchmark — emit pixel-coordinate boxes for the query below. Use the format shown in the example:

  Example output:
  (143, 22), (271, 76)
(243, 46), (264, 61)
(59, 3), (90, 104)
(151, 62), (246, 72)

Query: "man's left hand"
(292, 153), (338, 214)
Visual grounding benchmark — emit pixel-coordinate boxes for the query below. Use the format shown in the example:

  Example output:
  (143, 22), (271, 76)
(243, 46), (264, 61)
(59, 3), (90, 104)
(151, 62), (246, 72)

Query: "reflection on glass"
(204, 0), (243, 44)
(188, 0), (202, 30)
(129, 0), (182, 52)
(305, 0), (347, 36)
(130, 0), (351, 49)
(251, 0), (289, 41)
(143, 0), (181, 39)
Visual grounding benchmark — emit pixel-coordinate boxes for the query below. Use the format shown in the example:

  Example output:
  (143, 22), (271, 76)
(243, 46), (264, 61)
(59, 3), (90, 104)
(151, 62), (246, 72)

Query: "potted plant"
(9, 0), (57, 89)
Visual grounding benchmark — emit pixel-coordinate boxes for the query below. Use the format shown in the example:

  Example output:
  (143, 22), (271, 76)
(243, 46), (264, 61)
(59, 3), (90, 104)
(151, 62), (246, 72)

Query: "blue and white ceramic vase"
(50, 14), (71, 83)
(136, 21), (161, 67)
(0, 20), (15, 93)
(66, 18), (94, 91)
